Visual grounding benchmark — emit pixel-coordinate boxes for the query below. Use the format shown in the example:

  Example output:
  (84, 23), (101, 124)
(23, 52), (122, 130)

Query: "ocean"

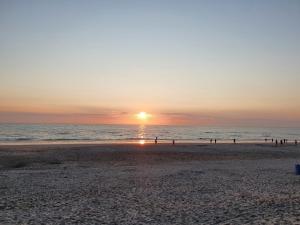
(0, 124), (299, 145)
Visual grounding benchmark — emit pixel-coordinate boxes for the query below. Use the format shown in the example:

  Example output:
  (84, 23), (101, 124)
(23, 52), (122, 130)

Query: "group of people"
(210, 139), (217, 144)
(210, 138), (236, 144)
(274, 139), (298, 146)
(154, 137), (176, 145)
(153, 137), (298, 145)
(264, 138), (298, 146)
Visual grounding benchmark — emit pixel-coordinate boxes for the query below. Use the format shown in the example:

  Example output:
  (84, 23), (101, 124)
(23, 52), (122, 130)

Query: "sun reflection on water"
(138, 125), (146, 145)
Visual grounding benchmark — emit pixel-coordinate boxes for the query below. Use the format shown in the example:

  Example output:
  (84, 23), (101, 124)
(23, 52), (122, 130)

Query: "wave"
(42, 138), (96, 141)
(0, 137), (34, 141)
(0, 124), (299, 144)
(54, 132), (71, 135)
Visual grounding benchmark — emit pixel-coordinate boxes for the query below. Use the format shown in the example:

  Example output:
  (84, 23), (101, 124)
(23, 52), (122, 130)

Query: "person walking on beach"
(272, 138), (274, 143)
(214, 139), (217, 144)
(280, 140), (283, 145)
(295, 140), (298, 146)
(172, 139), (175, 145)
(155, 137), (158, 144)
(210, 139), (212, 144)
(233, 139), (236, 144)
(275, 139), (278, 146)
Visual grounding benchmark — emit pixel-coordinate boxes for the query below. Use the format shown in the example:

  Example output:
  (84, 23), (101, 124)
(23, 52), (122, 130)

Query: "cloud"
(156, 110), (300, 127)
(0, 111), (129, 124)
(0, 109), (300, 127)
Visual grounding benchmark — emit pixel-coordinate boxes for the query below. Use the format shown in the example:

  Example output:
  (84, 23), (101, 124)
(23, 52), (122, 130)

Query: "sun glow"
(136, 112), (151, 121)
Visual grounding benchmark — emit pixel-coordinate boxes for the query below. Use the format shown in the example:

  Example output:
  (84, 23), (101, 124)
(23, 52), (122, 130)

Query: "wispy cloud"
(156, 110), (300, 127)
(0, 109), (300, 127)
(0, 111), (129, 124)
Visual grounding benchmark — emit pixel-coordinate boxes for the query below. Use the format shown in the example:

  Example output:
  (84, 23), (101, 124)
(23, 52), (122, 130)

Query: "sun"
(136, 112), (151, 122)
(137, 112), (147, 120)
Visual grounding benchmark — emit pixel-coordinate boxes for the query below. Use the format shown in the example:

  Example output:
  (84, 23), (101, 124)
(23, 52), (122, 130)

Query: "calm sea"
(0, 124), (300, 145)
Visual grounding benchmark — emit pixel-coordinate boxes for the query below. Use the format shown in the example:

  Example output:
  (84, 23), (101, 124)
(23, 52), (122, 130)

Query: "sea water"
(0, 124), (299, 145)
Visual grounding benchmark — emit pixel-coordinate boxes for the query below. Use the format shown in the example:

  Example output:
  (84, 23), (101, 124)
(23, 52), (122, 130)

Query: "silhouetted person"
(280, 140), (283, 145)
(295, 140), (298, 146)
(233, 139), (236, 144)
(214, 139), (217, 144)
(210, 139), (212, 144)
(155, 137), (158, 144)
(172, 139), (175, 145)
(275, 139), (278, 146)
(265, 138), (267, 142)
(272, 138), (274, 143)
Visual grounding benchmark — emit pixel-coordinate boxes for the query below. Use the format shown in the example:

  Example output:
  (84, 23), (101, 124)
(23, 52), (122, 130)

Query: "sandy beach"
(1, 143), (300, 224)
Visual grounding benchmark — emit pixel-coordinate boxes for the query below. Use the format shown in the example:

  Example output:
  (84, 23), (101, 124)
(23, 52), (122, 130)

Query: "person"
(280, 140), (283, 145)
(155, 137), (158, 144)
(214, 139), (217, 144)
(272, 138), (274, 143)
(265, 138), (267, 142)
(233, 139), (236, 144)
(295, 140), (298, 146)
(210, 139), (212, 144)
(172, 139), (175, 145)
(275, 139), (278, 146)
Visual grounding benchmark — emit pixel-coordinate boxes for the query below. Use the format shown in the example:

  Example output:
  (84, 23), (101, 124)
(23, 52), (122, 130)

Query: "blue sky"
(0, 0), (300, 125)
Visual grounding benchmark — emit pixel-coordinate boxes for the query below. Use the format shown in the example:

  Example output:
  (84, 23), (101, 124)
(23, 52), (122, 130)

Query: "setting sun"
(137, 112), (147, 120)
(136, 112), (151, 122)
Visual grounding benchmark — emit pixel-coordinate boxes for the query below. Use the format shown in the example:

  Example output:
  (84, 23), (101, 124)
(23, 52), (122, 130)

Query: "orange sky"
(1, 106), (300, 127)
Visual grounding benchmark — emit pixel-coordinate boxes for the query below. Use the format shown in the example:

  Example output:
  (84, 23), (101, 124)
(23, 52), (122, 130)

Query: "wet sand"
(1, 143), (300, 224)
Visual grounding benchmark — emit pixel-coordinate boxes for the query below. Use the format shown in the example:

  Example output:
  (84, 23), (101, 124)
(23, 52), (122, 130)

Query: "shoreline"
(0, 139), (293, 146)
(1, 143), (300, 164)
(1, 142), (299, 151)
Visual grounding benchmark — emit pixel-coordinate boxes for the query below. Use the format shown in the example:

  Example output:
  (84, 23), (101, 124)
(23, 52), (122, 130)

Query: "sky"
(0, 0), (300, 126)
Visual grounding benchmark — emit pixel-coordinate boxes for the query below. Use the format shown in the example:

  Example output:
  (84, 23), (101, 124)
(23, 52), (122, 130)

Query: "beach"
(1, 143), (300, 224)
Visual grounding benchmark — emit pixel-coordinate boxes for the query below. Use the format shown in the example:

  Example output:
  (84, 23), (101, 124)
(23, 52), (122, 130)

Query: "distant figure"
(295, 140), (298, 146)
(214, 139), (217, 144)
(210, 139), (212, 144)
(275, 139), (278, 146)
(280, 140), (283, 145)
(283, 139), (286, 144)
(265, 138), (267, 142)
(272, 139), (274, 143)
(155, 137), (158, 144)
(233, 139), (236, 144)
(172, 139), (175, 145)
